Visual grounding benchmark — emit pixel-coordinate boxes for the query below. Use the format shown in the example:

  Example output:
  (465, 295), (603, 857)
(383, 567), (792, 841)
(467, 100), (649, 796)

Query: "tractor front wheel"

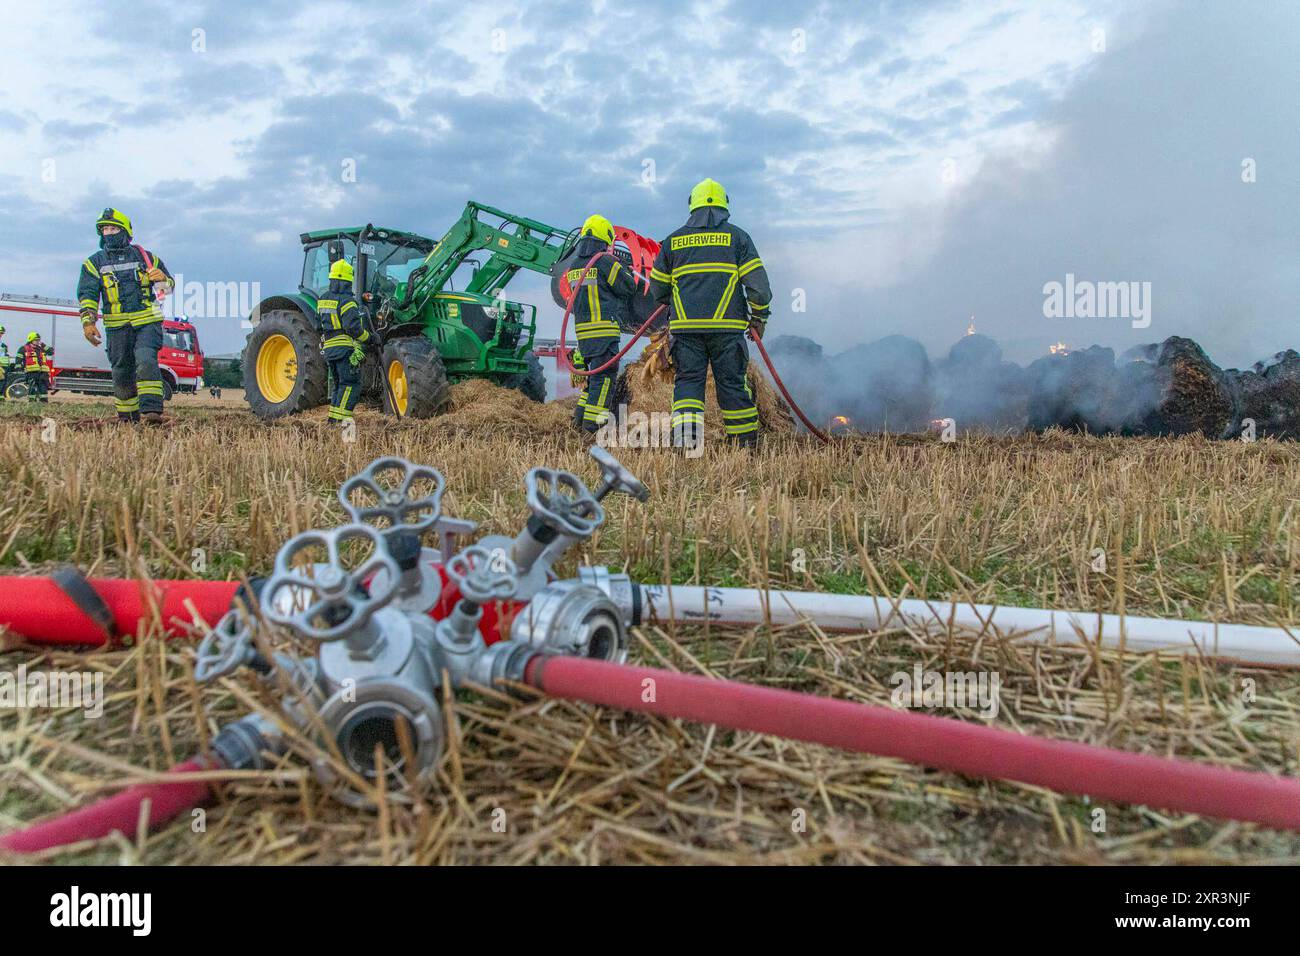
(505, 352), (547, 403)
(243, 309), (328, 421)
(381, 336), (449, 418)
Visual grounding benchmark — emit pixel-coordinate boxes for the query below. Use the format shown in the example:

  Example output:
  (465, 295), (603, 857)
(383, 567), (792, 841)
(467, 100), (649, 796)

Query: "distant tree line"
(204, 357), (243, 388)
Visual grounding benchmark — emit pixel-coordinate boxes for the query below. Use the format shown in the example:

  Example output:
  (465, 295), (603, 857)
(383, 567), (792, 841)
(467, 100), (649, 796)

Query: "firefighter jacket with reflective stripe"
(566, 237), (638, 341)
(20, 341), (53, 372)
(316, 279), (370, 355)
(648, 209), (772, 333)
(77, 245), (173, 329)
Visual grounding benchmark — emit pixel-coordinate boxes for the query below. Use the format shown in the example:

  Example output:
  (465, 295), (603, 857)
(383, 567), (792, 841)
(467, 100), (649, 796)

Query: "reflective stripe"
(737, 257), (764, 277)
(323, 334), (357, 349)
(669, 318), (749, 331)
(672, 263), (736, 277)
(137, 380), (165, 395)
(672, 398), (705, 411)
(721, 406), (757, 419)
(115, 396), (140, 412)
(575, 322), (620, 340)
(649, 267), (672, 283)
(725, 420), (759, 435)
(712, 272), (740, 321)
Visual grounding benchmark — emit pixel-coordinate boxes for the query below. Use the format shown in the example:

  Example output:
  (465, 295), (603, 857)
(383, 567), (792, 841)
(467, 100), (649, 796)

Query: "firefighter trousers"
(107, 322), (164, 419)
(670, 331), (759, 448)
(573, 338), (620, 432)
(327, 353), (361, 422)
(24, 370), (50, 403)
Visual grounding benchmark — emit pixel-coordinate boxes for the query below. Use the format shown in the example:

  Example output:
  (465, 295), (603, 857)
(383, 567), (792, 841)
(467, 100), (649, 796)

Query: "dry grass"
(1, 388), (1298, 864)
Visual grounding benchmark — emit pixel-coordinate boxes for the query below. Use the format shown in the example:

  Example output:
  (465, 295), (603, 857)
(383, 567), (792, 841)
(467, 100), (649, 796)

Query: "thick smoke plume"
(763, 333), (1300, 440)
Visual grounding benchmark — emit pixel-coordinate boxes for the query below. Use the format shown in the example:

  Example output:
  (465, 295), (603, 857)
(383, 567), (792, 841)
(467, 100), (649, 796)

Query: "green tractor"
(243, 201), (576, 420)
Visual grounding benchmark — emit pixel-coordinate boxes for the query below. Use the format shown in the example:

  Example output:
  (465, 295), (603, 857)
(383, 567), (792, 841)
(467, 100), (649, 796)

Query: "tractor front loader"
(242, 201), (662, 422)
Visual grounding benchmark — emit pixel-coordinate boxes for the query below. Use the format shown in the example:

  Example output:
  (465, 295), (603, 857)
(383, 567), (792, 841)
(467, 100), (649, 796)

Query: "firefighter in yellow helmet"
(566, 214), (637, 432)
(19, 331), (54, 403)
(316, 257), (370, 426)
(648, 179), (772, 449)
(76, 208), (175, 423)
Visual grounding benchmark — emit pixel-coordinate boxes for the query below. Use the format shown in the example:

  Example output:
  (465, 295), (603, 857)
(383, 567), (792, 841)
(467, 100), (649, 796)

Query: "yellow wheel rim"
(387, 360), (409, 415)
(255, 334), (297, 404)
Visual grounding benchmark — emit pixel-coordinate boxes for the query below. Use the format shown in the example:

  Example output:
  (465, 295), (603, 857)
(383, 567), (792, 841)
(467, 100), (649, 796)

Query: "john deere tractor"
(244, 201), (578, 421)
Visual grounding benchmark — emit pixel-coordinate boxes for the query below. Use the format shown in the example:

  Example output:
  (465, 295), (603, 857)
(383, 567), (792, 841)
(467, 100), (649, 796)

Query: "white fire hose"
(630, 584), (1300, 668)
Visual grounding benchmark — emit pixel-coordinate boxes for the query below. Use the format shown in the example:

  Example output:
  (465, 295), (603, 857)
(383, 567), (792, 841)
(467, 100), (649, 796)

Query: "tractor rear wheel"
(381, 336), (449, 418)
(505, 352), (547, 403)
(243, 309), (328, 421)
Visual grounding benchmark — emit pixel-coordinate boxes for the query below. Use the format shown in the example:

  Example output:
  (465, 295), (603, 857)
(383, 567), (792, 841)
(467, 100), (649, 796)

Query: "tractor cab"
(299, 227), (435, 301)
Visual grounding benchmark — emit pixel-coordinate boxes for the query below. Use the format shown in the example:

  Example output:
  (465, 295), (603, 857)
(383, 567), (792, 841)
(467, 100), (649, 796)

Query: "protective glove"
(145, 266), (168, 285)
(748, 318), (767, 340)
(82, 321), (102, 347)
(349, 344), (365, 367)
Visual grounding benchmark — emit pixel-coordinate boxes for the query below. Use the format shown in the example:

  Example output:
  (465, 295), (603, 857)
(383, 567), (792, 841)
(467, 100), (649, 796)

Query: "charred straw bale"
(1230, 349), (1300, 439)
(1111, 337), (1240, 438)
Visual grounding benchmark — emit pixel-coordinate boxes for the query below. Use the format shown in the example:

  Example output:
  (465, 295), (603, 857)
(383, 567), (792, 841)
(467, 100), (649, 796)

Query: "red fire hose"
(526, 656), (1300, 831)
(10, 647), (1300, 855)
(748, 332), (830, 443)
(556, 249), (831, 443)
(0, 574), (238, 646)
(0, 758), (217, 854)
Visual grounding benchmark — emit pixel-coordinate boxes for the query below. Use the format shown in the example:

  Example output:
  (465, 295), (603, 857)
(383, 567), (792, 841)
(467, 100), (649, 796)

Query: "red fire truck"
(0, 293), (204, 400)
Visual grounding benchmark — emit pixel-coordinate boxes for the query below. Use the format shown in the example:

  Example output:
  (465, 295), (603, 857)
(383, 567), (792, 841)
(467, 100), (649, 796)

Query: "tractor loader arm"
(391, 202), (574, 322)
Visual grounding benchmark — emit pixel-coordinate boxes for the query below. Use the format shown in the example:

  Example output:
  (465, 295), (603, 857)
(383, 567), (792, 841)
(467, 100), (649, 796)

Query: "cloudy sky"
(1, 0), (1295, 366)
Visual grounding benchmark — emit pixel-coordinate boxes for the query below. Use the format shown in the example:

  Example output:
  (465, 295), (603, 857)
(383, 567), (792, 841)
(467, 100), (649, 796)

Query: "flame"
(929, 418), (949, 430)
(1049, 341), (1069, 355)
(965, 317), (976, 336)
(832, 415), (850, 425)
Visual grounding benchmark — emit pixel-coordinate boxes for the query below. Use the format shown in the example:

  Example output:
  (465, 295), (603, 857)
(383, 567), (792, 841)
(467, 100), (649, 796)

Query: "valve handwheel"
(446, 544), (518, 604)
(588, 446), (649, 502)
(339, 457), (445, 535)
(524, 466), (605, 539)
(263, 524), (400, 642)
(195, 608), (255, 683)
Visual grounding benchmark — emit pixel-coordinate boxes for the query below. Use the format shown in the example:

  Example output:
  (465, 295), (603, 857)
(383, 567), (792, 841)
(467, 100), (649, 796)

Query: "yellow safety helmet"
(27, 331), (40, 342)
(96, 207), (133, 237)
(328, 259), (355, 283)
(580, 214), (615, 246)
(688, 178), (728, 211)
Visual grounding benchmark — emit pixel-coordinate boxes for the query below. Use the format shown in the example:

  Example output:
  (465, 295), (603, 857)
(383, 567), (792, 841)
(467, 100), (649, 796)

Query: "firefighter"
(317, 258), (369, 426)
(0, 326), (9, 398)
(76, 208), (175, 424)
(19, 331), (53, 403)
(648, 179), (772, 449)
(565, 214), (637, 432)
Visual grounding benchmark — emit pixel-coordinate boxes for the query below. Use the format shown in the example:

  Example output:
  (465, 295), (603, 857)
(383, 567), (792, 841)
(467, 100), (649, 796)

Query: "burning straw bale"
(935, 334), (1029, 432)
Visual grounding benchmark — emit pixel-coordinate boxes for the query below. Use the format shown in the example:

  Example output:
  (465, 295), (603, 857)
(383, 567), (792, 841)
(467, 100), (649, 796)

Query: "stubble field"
(1, 388), (1298, 864)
